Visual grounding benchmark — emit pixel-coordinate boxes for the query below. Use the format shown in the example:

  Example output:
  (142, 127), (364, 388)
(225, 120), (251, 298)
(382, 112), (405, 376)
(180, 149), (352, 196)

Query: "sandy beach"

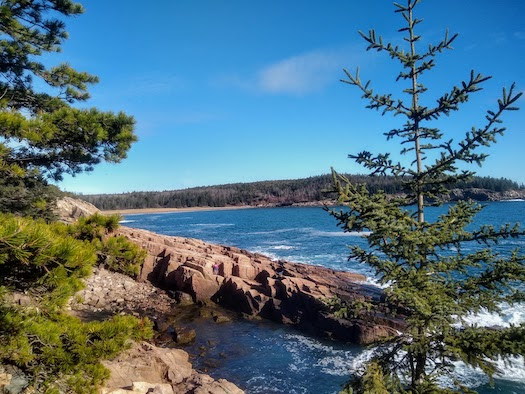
(101, 205), (254, 215)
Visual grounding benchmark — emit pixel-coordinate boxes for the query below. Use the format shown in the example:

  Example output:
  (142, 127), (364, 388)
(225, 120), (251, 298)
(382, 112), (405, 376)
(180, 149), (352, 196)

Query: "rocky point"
(117, 226), (405, 345)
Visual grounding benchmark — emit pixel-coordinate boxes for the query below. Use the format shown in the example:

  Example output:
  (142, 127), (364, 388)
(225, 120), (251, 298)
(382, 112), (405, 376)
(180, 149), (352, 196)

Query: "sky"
(54, 0), (525, 194)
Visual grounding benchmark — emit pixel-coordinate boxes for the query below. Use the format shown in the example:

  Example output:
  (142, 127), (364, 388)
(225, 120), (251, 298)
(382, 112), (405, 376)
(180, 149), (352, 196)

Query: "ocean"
(122, 202), (525, 393)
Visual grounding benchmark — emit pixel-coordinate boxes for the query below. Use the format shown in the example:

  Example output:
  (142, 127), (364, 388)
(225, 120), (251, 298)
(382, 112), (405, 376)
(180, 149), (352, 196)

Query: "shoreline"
(100, 197), (525, 216)
(102, 205), (255, 215)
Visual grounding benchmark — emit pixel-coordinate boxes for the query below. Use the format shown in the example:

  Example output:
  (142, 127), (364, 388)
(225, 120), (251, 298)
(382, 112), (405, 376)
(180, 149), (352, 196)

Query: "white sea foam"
(315, 355), (356, 376)
(434, 355), (525, 390)
(339, 300), (525, 389)
(348, 343), (525, 389)
(450, 303), (525, 385)
(269, 245), (296, 250)
(283, 334), (357, 376)
(248, 247), (280, 261)
(347, 348), (377, 374)
(119, 220), (135, 223)
(363, 276), (389, 289)
(457, 303), (525, 328)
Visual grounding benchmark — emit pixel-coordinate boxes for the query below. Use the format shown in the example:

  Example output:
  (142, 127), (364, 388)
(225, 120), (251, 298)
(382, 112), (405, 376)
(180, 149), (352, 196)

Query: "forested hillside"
(79, 174), (524, 210)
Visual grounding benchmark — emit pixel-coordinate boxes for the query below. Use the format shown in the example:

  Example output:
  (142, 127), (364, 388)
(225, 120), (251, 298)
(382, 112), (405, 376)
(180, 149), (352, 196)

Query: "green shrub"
(0, 301), (152, 393)
(0, 213), (152, 392)
(99, 235), (147, 277)
(0, 214), (96, 308)
(67, 213), (121, 241)
(64, 213), (146, 277)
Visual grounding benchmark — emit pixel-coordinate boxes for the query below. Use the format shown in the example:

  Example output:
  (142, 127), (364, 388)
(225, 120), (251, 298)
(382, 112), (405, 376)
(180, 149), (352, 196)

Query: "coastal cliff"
(117, 226), (404, 345)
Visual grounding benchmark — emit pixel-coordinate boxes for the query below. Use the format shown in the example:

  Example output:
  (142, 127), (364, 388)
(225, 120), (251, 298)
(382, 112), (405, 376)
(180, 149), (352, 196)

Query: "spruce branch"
(423, 83), (522, 181)
(423, 71), (492, 121)
(341, 68), (410, 115)
(350, 151), (412, 177)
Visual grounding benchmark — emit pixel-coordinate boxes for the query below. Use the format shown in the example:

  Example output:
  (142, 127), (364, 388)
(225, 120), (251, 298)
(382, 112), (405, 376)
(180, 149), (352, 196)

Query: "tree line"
(79, 174), (524, 210)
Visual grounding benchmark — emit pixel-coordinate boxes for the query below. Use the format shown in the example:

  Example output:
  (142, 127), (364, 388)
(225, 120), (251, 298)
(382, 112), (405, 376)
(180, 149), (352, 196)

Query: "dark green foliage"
(329, 0), (524, 392)
(64, 213), (146, 277)
(67, 213), (121, 241)
(0, 213), (152, 392)
(78, 174), (523, 210)
(0, 172), (63, 220)
(324, 296), (373, 320)
(0, 2), (146, 391)
(0, 214), (97, 308)
(0, 305), (152, 393)
(99, 236), (147, 277)
(0, 0), (137, 217)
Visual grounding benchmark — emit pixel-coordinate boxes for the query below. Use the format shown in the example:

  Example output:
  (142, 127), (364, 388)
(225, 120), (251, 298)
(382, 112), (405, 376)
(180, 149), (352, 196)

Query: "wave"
(248, 247), (280, 261)
(350, 303), (525, 388)
(284, 334), (356, 377)
(436, 355), (525, 389)
(362, 276), (389, 289)
(457, 303), (525, 328)
(348, 344), (525, 389)
(119, 219), (135, 223)
(269, 245), (296, 250)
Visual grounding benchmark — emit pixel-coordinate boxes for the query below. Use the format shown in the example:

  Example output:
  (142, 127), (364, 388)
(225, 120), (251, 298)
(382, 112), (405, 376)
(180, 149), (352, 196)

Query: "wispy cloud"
(257, 49), (344, 94)
(219, 46), (361, 95)
(514, 31), (525, 40)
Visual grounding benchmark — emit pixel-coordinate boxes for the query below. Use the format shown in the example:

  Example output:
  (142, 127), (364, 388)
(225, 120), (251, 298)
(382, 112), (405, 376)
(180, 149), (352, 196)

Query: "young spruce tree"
(329, 1), (524, 392)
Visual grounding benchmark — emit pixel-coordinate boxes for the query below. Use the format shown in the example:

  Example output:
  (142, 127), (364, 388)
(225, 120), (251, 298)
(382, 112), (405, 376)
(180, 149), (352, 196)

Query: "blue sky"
(55, 0), (525, 194)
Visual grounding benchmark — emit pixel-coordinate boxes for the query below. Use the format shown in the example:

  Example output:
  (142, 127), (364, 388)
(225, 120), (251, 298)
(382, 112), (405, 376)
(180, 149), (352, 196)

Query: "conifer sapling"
(329, 0), (524, 392)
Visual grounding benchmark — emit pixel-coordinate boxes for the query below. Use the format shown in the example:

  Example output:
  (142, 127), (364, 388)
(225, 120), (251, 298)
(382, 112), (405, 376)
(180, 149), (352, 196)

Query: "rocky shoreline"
(55, 198), (405, 393)
(66, 226), (402, 393)
(260, 188), (525, 208)
(69, 267), (243, 394)
(116, 226), (405, 345)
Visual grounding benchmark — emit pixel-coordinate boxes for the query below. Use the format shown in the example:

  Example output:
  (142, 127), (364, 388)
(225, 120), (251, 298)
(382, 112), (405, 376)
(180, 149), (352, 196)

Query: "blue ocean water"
(123, 202), (525, 394)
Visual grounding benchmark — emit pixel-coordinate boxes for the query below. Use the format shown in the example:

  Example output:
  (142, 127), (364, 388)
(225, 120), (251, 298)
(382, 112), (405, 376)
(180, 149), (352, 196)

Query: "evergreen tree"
(0, 4), (147, 390)
(0, 0), (137, 217)
(329, 0), (525, 392)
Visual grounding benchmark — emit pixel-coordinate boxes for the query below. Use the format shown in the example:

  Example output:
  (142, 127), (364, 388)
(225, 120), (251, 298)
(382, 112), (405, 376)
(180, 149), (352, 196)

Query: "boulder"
(55, 196), (99, 222)
(101, 342), (244, 394)
(173, 328), (197, 345)
(102, 342), (193, 389)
